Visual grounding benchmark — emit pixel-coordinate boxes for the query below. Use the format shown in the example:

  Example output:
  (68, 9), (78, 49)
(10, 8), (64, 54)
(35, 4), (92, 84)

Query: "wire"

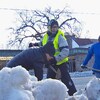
(0, 7), (100, 15)
(0, 7), (32, 11)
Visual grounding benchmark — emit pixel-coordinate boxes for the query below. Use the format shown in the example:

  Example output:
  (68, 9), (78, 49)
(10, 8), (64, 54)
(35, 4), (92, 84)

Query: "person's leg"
(59, 63), (77, 96)
(34, 63), (44, 81)
(47, 65), (58, 79)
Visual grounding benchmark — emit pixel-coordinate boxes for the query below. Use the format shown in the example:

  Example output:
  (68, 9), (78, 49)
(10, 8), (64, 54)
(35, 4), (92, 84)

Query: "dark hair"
(98, 36), (100, 42)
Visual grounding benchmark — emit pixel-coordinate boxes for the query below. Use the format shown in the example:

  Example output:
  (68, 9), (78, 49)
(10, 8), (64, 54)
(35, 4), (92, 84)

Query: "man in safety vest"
(30, 19), (77, 96)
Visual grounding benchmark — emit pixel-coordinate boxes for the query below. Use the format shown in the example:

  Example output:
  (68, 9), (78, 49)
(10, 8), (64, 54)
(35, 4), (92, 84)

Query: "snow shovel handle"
(49, 65), (58, 74)
(87, 67), (100, 72)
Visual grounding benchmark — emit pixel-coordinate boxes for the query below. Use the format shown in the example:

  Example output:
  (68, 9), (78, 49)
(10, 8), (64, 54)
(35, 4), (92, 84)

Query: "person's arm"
(46, 35), (69, 64)
(54, 35), (69, 62)
(82, 45), (94, 66)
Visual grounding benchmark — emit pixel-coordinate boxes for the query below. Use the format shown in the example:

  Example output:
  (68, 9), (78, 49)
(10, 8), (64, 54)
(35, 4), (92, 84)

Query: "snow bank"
(0, 66), (100, 100)
(85, 77), (100, 100)
(67, 77), (100, 100)
(0, 66), (35, 100)
(32, 78), (68, 100)
(0, 66), (68, 100)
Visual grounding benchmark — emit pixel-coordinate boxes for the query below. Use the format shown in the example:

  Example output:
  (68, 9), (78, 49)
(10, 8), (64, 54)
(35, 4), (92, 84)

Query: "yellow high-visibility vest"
(42, 29), (68, 65)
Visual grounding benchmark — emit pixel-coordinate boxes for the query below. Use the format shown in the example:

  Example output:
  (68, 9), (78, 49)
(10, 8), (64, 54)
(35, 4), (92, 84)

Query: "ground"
(30, 69), (94, 90)
(72, 76), (94, 90)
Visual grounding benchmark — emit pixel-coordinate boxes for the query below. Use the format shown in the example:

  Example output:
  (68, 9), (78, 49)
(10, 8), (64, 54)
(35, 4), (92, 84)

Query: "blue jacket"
(83, 42), (100, 70)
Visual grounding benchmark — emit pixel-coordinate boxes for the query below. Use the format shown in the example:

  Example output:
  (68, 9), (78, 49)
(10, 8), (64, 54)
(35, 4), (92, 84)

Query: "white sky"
(0, 0), (100, 48)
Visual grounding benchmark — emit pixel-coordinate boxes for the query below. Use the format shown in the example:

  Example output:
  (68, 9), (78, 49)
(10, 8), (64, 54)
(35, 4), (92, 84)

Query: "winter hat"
(48, 19), (59, 28)
(29, 43), (33, 48)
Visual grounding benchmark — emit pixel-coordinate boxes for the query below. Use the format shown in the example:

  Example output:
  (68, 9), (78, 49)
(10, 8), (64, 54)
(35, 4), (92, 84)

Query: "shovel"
(87, 67), (100, 72)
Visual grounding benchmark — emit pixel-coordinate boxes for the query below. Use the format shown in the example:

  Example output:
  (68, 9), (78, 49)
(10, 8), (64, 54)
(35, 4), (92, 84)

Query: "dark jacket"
(6, 41), (55, 70)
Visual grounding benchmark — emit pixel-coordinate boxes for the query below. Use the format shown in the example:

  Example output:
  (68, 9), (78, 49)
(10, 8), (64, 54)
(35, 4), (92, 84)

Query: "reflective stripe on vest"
(42, 29), (68, 65)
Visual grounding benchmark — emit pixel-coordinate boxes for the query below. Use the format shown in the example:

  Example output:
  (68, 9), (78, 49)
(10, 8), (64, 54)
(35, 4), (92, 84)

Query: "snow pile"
(67, 77), (100, 100)
(66, 89), (88, 100)
(0, 67), (12, 100)
(0, 66), (68, 100)
(0, 66), (35, 100)
(32, 78), (68, 100)
(1, 65), (100, 100)
(85, 77), (100, 100)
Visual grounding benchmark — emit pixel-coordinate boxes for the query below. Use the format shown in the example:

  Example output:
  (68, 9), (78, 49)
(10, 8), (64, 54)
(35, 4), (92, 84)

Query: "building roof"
(67, 35), (97, 45)
(0, 50), (22, 57)
(74, 38), (94, 46)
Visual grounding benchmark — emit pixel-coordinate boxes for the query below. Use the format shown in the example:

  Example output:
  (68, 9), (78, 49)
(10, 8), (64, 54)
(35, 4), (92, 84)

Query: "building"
(0, 50), (22, 69)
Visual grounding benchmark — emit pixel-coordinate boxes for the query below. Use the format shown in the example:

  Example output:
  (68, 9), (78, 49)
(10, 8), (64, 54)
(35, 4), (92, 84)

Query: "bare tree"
(8, 6), (82, 49)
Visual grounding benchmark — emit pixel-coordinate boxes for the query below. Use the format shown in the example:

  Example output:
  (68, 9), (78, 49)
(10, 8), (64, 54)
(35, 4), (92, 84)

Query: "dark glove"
(29, 43), (34, 48)
(81, 64), (87, 69)
(49, 56), (57, 65)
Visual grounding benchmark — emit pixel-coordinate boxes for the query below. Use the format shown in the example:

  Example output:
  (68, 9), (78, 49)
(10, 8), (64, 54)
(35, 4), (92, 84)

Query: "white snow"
(32, 78), (68, 100)
(85, 77), (100, 100)
(0, 66), (35, 100)
(0, 65), (100, 100)
(70, 70), (93, 78)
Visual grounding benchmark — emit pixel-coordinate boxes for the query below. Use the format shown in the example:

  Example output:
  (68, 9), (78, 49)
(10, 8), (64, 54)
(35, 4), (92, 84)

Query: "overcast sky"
(0, 0), (100, 48)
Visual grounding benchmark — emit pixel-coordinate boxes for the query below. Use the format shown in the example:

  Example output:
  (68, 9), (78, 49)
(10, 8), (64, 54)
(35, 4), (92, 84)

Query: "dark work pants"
(33, 63), (43, 80)
(47, 63), (77, 96)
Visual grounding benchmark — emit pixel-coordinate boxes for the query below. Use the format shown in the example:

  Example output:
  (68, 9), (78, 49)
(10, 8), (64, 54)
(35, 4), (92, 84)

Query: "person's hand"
(45, 53), (57, 65)
(45, 53), (53, 61)
(81, 64), (87, 69)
